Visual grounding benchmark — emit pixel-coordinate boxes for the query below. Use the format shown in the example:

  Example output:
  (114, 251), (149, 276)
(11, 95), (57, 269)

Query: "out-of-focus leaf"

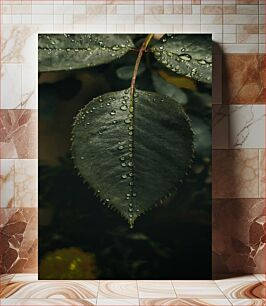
(152, 72), (211, 108)
(152, 72), (189, 104)
(116, 64), (146, 80)
(158, 70), (197, 91)
(190, 115), (211, 156)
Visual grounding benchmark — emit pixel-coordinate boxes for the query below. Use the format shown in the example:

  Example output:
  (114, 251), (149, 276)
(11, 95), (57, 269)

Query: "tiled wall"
(0, 0), (265, 277)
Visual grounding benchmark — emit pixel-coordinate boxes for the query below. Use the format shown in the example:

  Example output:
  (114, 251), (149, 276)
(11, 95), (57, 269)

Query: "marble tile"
(139, 298), (232, 305)
(96, 299), (139, 305)
(254, 274), (266, 283)
(14, 160), (37, 207)
(223, 5), (236, 14)
(1, 281), (99, 299)
(172, 281), (225, 298)
(0, 299), (96, 305)
(259, 150), (265, 198)
(0, 208), (38, 274)
(222, 44), (258, 53)
(215, 276), (265, 299)
(222, 54), (264, 104)
(1, 25), (38, 64)
(11, 274), (38, 282)
(213, 149), (259, 198)
(202, 5), (223, 14)
(21, 63), (37, 109)
(237, 34), (259, 44)
(213, 199), (266, 275)
(0, 159), (15, 208)
(237, 25), (259, 34)
(212, 105), (229, 149)
(0, 274), (14, 295)
(229, 300), (266, 306)
(236, 4), (259, 14)
(0, 110), (37, 159)
(229, 105), (265, 149)
(144, 5), (164, 14)
(1, 64), (22, 109)
(98, 281), (138, 299)
(138, 281), (176, 298)
(236, 0), (259, 4)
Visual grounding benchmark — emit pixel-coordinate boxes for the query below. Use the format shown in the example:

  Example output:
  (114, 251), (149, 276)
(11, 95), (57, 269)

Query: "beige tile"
(1, 64), (22, 109)
(192, 5), (200, 14)
(98, 281), (138, 299)
(223, 14), (258, 24)
(236, 0), (259, 4)
(229, 105), (265, 149)
(223, 5), (237, 14)
(116, 5), (134, 14)
(0, 159), (15, 208)
(11, 274), (38, 282)
(223, 33), (236, 43)
(236, 4), (259, 14)
(138, 281), (176, 298)
(237, 33), (259, 43)
(201, 5), (223, 14)
(254, 275), (266, 283)
(237, 25), (259, 34)
(140, 298), (232, 305)
(172, 281), (225, 298)
(0, 274), (14, 293)
(223, 25), (236, 33)
(1, 25), (37, 64)
(1, 299), (96, 305)
(14, 159), (37, 207)
(106, 5), (116, 14)
(135, 15), (144, 24)
(1, 281), (99, 299)
(229, 35), (257, 48)
(258, 150), (265, 198)
(182, 5), (192, 14)
(229, 300), (266, 305)
(144, 5), (163, 14)
(173, 4), (182, 14)
(215, 276), (264, 299)
(96, 299), (139, 305)
(201, 15), (223, 24)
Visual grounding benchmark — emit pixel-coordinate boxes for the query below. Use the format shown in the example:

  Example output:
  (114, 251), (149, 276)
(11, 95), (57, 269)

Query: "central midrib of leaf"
(128, 34), (154, 228)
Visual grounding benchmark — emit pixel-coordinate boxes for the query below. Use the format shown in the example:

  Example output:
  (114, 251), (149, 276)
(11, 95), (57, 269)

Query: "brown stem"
(130, 34), (154, 98)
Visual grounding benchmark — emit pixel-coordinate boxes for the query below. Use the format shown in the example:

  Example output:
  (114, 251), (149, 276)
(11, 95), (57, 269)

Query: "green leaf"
(116, 64), (146, 80)
(151, 34), (212, 84)
(190, 115), (211, 157)
(71, 88), (194, 226)
(152, 72), (189, 104)
(38, 34), (134, 72)
(152, 72), (211, 108)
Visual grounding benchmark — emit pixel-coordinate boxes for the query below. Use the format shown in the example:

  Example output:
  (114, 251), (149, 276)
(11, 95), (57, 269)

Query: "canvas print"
(38, 34), (212, 280)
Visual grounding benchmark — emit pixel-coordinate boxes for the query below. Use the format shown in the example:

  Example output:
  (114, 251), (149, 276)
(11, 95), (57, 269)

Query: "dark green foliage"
(72, 89), (193, 225)
(152, 34), (212, 83)
(39, 33), (212, 227)
(38, 34), (134, 71)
